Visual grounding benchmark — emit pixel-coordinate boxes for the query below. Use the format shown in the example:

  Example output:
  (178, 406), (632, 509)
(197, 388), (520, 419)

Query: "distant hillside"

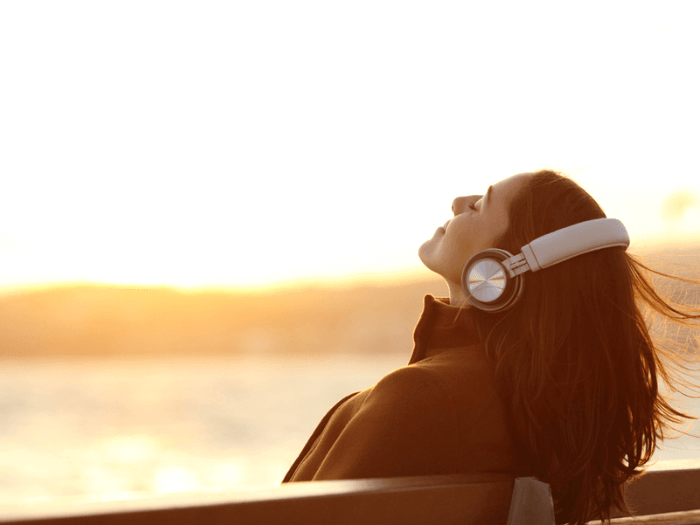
(1, 246), (698, 358)
(0, 277), (447, 358)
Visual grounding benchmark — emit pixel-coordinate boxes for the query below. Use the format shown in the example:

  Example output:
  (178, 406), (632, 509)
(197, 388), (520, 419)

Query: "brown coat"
(283, 295), (533, 482)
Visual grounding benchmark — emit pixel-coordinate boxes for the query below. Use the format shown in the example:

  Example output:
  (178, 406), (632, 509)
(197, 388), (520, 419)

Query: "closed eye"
(468, 203), (477, 211)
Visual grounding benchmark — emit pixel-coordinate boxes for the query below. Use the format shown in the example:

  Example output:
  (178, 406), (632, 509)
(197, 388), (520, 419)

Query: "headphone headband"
(520, 217), (629, 272)
(462, 218), (630, 312)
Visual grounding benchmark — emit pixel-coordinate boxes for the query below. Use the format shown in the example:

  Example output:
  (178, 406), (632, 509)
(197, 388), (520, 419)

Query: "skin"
(418, 172), (532, 306)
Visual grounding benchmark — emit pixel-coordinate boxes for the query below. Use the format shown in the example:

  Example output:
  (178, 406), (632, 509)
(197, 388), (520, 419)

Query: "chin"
(417, 242), (427, 260)
(417, 242), (434, 271)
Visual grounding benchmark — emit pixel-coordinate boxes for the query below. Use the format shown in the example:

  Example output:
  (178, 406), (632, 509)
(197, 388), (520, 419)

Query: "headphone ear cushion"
(461, 249), (524, 312)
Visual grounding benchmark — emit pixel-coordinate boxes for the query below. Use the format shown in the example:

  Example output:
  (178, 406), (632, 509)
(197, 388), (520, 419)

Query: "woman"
(283, 170), (700, 525)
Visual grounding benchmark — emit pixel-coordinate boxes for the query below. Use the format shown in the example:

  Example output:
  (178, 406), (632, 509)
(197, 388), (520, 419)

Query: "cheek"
(445, 225), (475, 257)
(438, 230), (475, 279)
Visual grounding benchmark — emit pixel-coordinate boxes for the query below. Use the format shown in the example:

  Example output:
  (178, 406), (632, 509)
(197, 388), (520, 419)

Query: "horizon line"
(1, 240), (697, 298)
(0, 266), (441, 298)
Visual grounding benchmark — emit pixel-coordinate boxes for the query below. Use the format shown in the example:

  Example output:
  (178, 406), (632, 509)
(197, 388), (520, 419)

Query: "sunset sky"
(1, 1), (699, 293)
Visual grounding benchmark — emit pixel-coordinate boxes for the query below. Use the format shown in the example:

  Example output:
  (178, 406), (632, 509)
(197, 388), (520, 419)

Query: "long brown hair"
(470, 170), (700, 524)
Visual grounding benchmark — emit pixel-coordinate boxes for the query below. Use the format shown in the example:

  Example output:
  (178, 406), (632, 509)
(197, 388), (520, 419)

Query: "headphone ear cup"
(461, 249), (524, 312)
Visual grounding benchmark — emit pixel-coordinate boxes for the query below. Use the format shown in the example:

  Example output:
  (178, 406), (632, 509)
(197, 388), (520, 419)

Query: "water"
(1, 355), (700, 505)
(0, 355), (406, 504)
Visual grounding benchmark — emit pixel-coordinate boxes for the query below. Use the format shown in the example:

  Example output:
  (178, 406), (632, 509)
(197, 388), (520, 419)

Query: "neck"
(446, 279), (471, 307)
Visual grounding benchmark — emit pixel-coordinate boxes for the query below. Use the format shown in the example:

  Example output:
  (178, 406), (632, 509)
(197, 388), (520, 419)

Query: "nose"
(451, 195), (478, 215)
(451, 197), (464, 215)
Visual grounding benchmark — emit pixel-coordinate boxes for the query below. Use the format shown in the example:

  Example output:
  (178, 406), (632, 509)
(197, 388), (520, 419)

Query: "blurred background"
(1, 0), (700, 506)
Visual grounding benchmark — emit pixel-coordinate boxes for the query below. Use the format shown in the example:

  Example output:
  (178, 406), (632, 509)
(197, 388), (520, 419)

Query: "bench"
(2, 468), (700, 525)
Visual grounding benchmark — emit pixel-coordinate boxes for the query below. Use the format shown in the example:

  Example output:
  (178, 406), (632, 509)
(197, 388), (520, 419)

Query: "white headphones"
(461, 218), (630, 312)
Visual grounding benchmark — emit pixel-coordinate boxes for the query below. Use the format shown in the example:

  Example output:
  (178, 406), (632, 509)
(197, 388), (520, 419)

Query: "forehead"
(492, 172), (531, 201)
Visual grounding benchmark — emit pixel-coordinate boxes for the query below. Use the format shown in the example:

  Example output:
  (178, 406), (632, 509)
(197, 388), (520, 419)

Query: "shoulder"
(361, 365), (454, 419)
(310, 365), (462, 480)
(374, 366), (439, 395)
(343, 365), (460, 452)
(367, 356), (503, 425)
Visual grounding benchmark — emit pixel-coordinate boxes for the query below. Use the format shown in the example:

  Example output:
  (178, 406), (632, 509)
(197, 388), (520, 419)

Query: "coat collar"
(408, 295), (485, 364)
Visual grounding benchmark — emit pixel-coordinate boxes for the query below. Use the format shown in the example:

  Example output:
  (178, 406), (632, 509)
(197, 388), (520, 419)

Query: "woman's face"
(419, 172), (531, 290)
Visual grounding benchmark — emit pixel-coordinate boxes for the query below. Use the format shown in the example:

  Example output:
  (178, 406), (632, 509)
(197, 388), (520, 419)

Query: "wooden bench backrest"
(0, 472), (519, 525)
(2, 469), (700, 525)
